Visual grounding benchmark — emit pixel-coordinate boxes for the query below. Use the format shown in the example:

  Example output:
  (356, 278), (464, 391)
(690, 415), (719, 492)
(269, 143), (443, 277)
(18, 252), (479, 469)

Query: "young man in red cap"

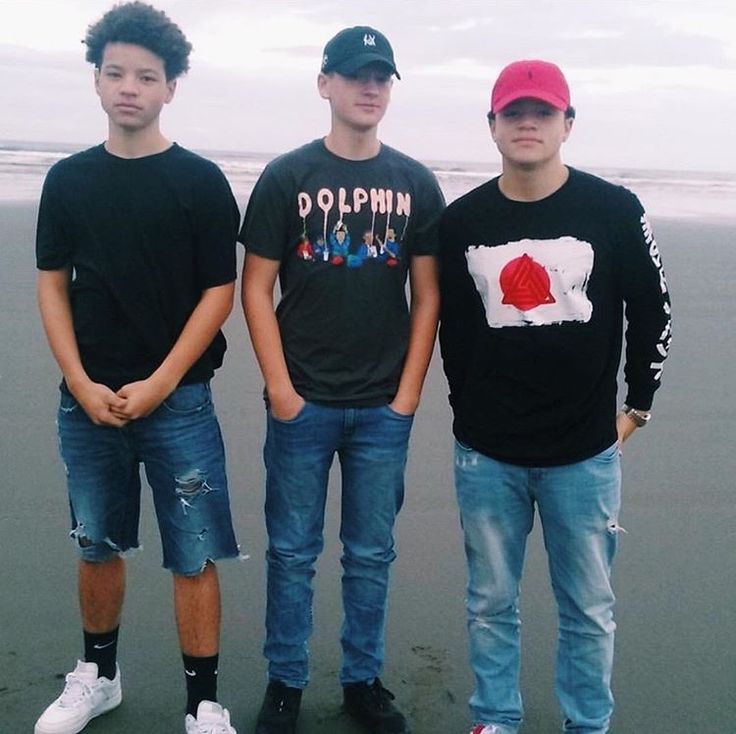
(240, 25), (445, 734)
(438, 60), (672, 734)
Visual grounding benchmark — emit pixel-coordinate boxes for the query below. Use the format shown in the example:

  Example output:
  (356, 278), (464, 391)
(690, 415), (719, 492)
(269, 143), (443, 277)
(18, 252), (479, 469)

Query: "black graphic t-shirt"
(36, 144), (240, 390)
(439, 168), (672, 466)
(239, 139), (445, 406)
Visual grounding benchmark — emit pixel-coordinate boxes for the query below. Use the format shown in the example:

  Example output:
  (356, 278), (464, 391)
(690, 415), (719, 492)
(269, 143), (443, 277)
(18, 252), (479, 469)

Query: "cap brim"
(327, 54), (400, 79)
(493, 90), (568, 113)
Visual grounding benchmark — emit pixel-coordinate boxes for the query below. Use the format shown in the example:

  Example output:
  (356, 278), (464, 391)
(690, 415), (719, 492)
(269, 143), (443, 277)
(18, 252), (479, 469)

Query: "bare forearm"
(243, 297), (291, 395)
(113, 282), (235, 421)
(392, 256), (440, 414)
(241, 253), (303, 419)
(150, 282), (235, 393)
(37, 268), (127, 425)
(616, 411), (638, 447)
(37, 268), (89, 389)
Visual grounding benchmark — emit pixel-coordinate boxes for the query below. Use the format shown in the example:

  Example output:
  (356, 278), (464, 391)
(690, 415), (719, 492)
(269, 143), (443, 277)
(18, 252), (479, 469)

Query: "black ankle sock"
(83, 627), (119, 680)
(182, 653), (219, 717)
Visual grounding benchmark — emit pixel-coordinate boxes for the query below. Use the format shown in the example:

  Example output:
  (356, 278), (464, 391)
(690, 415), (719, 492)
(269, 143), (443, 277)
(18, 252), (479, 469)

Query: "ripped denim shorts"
(57, 381), (239, 575)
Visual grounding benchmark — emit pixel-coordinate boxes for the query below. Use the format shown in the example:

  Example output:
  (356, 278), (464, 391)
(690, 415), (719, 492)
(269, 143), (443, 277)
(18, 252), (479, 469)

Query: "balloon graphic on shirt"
(499, 254), (556, 311)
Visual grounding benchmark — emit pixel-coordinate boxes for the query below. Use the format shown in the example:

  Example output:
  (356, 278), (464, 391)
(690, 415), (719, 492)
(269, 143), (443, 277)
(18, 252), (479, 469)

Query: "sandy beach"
(1, 201), (734, 733)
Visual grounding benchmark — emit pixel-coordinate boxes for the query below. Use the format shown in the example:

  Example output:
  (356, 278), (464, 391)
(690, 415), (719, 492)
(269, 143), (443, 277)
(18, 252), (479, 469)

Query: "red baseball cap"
(491, 60), (570, 114)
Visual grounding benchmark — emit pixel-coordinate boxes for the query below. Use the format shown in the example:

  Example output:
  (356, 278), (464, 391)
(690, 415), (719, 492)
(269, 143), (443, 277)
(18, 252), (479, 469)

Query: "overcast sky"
(1, 0), (734, 172)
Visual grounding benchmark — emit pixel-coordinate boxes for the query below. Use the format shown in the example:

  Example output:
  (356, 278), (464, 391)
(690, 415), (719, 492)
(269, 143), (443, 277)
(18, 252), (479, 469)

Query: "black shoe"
(255, 680), (302, 734)
(343, 678), (410, 734)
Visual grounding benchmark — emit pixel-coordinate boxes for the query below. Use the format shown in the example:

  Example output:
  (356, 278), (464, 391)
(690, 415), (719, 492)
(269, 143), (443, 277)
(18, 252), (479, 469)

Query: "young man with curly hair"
(34, 3), (240, 733)
(439, 60), (672, 734)
(240, 25), (445, 734)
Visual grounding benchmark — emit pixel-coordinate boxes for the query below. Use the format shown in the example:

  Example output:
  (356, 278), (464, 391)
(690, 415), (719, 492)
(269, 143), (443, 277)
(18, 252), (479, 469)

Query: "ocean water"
(1, 139), (734, 222)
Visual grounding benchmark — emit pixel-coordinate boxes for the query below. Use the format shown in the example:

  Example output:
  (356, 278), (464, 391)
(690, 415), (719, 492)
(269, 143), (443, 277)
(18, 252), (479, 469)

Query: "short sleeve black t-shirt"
(239, 139), (445, 406)
(36, 143), (239, 390)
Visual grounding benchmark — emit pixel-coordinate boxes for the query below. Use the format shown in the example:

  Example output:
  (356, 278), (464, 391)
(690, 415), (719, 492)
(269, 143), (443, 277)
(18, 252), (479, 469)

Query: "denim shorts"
(57, 381), (239, 575)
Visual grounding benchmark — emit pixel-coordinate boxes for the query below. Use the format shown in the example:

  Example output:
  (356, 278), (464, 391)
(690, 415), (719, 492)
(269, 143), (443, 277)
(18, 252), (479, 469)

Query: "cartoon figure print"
(329, 222), (350, 265)
(362, 230), (378, 259)
(305, 222), (405, 269)
(312, 235), (329, 262)
(383, 227), (400, 266)
(346, 230), (379, 268)
(296, 234), (314, 261)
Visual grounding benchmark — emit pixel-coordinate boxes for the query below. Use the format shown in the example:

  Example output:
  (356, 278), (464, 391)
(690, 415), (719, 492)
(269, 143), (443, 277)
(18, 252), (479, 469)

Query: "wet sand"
(1, 202), (734, 733)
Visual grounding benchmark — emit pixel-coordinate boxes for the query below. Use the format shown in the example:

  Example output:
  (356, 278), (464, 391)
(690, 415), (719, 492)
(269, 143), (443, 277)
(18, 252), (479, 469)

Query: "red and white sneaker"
(470, 725), (501, 734)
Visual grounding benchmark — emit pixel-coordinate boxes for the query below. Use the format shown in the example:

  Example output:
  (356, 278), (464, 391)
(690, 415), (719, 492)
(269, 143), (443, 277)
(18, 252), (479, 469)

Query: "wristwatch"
(622, 404), (651, 427)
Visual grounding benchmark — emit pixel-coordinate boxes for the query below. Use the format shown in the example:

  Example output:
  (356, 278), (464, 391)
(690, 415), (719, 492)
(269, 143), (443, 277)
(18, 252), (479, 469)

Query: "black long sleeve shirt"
(438, 168), (671, 466)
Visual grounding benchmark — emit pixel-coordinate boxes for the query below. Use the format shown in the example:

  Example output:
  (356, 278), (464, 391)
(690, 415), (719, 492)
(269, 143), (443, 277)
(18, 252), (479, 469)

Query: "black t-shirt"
(36, 143), (239, 390)
(439, 168), (672, 466)
(239, 139), (445, 406)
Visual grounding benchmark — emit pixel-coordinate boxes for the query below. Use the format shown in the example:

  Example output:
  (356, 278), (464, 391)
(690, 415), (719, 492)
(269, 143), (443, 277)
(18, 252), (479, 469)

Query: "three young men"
(239, 26), (445, 734)
(35, 4), (239, 733)
(438, 61), (671, 734)
(33, 8), (672, 733)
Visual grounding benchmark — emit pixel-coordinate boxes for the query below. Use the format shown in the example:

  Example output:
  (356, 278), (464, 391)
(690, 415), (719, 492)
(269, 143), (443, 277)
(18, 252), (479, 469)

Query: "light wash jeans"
(263, 401), (413, 688)
(454, 440), (622, 734)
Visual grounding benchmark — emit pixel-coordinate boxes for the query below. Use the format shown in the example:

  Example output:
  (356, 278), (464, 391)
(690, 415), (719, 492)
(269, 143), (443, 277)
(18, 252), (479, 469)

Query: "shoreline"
(4, 197), (736, 228)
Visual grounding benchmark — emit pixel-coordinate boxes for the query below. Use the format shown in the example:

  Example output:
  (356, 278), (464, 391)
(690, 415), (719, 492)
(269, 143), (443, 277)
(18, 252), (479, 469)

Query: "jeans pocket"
(454, 437), (475, 452)
(162, 382), (212, 415)
(381, 403), (415, 420)
(268, 400), (310, 424)
(59, 389), (79, 414)
(593, 442), (620, 462)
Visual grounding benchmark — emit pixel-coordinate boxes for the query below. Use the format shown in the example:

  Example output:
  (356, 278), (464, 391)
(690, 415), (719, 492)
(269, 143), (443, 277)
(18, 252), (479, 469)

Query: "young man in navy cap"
(438, 60), (672, 734)
(240, 25), (444, 734)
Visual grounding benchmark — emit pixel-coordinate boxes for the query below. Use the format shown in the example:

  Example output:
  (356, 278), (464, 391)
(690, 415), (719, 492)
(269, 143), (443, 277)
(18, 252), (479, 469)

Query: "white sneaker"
(185, 700), (237, 734)
(470, 726), (501, 734)
(35, 660), (122, 734)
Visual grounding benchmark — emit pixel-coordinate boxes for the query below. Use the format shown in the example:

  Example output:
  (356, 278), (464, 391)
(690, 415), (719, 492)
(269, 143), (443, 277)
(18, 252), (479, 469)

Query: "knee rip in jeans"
(174, 468), (215, 514)
(473, 621), (497, 636)
(469, 599), (518, 623)
(176, 557), (214, 577)
(606, 520), (627, 535)
(70, 522), (122, 552)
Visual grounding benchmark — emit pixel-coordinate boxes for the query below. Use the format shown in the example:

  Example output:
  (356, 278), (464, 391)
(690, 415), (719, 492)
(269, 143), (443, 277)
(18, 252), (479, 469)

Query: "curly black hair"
(84, 2), (192, 80)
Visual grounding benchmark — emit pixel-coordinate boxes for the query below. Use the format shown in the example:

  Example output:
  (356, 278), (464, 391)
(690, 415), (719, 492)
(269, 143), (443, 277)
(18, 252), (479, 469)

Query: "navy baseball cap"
(321, 26), (400, 79)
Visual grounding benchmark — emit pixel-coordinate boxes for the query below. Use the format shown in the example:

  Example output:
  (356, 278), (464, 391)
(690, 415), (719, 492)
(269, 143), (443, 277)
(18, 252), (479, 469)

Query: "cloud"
(0, 0), (734, 172)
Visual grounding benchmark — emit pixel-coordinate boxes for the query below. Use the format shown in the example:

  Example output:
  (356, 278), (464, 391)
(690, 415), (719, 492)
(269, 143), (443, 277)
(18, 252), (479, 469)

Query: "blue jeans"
(454, 441), (622, 734)
(57, 382), (239, 575)
(263, 401), (413, 688)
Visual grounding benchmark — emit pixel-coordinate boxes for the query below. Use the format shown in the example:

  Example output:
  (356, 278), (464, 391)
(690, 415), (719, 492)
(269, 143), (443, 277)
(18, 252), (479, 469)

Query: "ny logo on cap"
(363, 33), (376, 46)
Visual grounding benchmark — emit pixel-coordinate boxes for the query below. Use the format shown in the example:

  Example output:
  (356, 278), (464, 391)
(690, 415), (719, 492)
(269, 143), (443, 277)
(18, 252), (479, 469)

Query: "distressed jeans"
(57, 381), (239, 575)
(263, 401), (413, 688)
(454, 441), (622, 734)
